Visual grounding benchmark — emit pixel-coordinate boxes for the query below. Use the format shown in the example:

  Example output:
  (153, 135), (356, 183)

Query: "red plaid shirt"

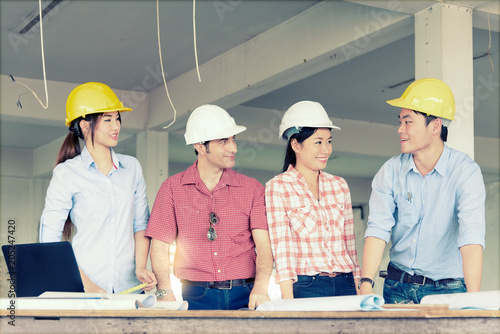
(265, 166), (360, 283)
(146, 162), (268, 281)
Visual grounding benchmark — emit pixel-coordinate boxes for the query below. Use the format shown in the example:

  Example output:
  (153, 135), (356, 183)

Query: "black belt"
(180, 278), (254, 290)
(385, 263), (457, 285)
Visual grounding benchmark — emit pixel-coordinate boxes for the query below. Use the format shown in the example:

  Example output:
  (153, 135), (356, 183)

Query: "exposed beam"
(348, 0), (500, 32)
(147, 1), (413, 129)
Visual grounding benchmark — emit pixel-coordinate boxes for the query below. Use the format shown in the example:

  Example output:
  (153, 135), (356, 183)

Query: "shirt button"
(214, 252), (217, 256)
(217, 270), (221, 273)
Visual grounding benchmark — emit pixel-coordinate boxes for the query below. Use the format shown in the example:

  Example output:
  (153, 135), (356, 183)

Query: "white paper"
(256, 294), (385, 311)
(153, 300), (189, 310)
(1, 291), (188, 310)
(420, 290), (500, 310)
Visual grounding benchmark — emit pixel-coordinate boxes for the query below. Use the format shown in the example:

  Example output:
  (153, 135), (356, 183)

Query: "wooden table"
(1, 308), (499, 333)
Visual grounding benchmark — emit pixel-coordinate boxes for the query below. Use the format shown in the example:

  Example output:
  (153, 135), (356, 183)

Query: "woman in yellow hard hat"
(39, 82), (157, 294)
(265, 101), (360, 299)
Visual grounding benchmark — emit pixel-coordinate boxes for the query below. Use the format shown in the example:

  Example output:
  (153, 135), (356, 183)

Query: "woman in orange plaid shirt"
(265, 101), (361, 299)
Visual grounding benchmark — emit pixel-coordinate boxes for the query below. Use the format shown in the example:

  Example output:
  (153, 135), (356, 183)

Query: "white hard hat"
(278, 101), (340, 140)
(184, 104), (247, 145)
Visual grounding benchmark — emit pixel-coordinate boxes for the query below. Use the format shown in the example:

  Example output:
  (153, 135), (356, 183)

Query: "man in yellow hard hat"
(359, 78), (486, 304)
(145, 105), (273, 310)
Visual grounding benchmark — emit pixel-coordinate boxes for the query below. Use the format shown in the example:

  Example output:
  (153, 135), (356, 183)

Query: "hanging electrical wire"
(157, 0), (178, 129)
(193, 0), (201, 82)
(11, 0), (49, 109)
(486, 2), (494, 75)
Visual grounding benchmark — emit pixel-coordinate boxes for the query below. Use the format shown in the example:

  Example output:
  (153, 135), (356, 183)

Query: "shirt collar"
(181, 161), (241, 187)
(81, 146), (122, 171)
(404, 144), (449, 177)
(433, 144), (450, 177)
(286, 164), (325, 184)
(286, 165), (303, 180)
(403, 154), (416, 175)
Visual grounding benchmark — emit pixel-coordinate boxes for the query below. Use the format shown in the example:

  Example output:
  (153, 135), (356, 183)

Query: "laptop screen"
(2, 241), (85, 297)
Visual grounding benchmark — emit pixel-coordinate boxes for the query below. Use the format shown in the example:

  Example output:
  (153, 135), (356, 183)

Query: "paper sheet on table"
(256, 294), (384, 311)
(420, 290), (500, 310)
(1, 292), (188, 310)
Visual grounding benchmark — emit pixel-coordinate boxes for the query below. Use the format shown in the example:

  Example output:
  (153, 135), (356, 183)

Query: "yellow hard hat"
(65, 82), (132, 126)
(386, 78), (455, 120)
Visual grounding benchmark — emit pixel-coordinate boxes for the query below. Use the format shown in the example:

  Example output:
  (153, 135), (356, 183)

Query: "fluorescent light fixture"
(12, 0), (65, 35)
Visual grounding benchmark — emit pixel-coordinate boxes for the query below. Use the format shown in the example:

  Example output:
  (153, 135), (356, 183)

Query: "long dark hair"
(282, 127), (318, 172)
(58, 112), (120, 240)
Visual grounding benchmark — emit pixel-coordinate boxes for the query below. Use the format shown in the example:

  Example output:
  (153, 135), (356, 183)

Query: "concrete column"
(415, 3), (475, 159)
(136, 130), (169, 208)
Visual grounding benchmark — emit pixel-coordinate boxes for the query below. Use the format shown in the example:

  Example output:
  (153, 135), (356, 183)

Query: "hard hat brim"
(185, 125), (247, 145)
(65, 107), (132, 126)
(386, 98), (455, 121)
(386, 97), (412, 110)
(279, 124), (340, 141)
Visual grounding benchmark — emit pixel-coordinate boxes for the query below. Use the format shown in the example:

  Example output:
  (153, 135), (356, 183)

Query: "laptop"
(2, 241), (85, 297)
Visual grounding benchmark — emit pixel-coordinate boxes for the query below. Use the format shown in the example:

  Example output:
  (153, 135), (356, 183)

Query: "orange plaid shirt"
(265, 166), (361, 283)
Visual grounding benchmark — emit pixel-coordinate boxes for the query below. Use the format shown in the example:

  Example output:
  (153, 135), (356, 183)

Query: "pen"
(117, 282), (147, 294)
(407, 192), (412, 203)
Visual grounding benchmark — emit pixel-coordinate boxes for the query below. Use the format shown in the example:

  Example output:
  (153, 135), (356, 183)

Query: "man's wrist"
(155, 288), (173, 299)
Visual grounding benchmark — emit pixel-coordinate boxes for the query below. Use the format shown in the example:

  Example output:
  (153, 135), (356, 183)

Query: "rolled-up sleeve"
(457, 164), (486, 248)
(39, 165), (72, 242)
(364, 162), (396, 243)
(265, 180), (296, 283)
(133, 161), (149, 233)
(341, 181), (361, 278)
(145, 179), (177, 243)
(249, 181), (268, 231)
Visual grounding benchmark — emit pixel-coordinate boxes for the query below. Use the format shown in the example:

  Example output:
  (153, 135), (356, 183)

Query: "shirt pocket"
(287, 205), (319, 236)
(175, 203), (205, 239)
(324, 203), (345, 232)
(396, 195), (417, 228)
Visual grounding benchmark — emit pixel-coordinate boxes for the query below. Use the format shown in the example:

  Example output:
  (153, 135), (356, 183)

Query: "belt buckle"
(219, 280), (233, 290)
(416, 276), (427, 286)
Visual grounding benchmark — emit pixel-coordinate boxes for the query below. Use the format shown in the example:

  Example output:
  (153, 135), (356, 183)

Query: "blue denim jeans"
(182, 282), (254, 310)
(383, 278), (467, 304)
(293, 273), (356, 298)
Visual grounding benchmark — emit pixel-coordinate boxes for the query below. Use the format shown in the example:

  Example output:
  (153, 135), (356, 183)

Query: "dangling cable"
(157, 0), (178, 129)
(11, 0), (49, 109)
(486, 2), (494, 75)
(193, 0), (201, 82)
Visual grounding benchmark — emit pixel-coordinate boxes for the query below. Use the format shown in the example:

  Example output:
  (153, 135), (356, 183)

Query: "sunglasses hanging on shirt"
(207, 212), (219, 241)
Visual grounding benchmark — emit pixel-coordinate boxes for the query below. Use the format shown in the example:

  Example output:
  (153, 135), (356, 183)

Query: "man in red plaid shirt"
(146, 105), (273, 310)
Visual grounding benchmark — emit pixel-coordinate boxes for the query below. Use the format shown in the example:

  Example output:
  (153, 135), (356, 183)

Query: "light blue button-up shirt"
(365, 145), (485, 281)
(40, 146), (149, 293)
